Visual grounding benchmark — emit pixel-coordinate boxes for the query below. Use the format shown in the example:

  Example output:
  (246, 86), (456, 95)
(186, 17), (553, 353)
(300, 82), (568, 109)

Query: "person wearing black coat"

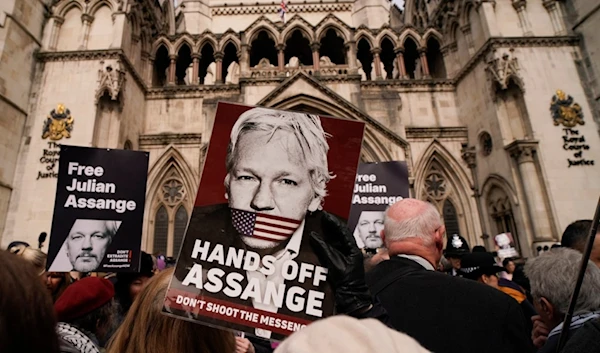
(366, 198), (534, 353)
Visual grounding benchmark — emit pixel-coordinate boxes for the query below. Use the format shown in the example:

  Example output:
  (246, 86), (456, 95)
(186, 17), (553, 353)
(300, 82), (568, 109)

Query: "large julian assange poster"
(349, 161), (409, 251)
(163, 103), (365, 340)
(47, 145), (149, 273)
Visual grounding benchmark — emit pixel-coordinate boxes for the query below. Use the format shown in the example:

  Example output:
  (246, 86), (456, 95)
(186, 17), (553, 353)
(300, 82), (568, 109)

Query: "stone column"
(479, 1), (500, 37)
(192, 53), (200, 84)
(214, 52), (224, 83)
(80, 14), (94, 50)
(461, 146), (489, 249)
(140, 51), (149, 83)
(311, 42), (321, 72)
(240, 44), (250, 77)
(461, 24), (475, 55)
(168, 54), (177, 85)
(371, 48), (382, 79)
(505, 140), (554, 243)
(47, 16), (64, 50)
(543, 0), (566, 35)
(394, 47), (407, 79)
(277, 44), (285, 71)
(419, 48), (430, 78)
(512, 0), (533, 36)
(345, 41), (357, 71)
(440, 45), (450, 78)
(147, 56), (155, 85)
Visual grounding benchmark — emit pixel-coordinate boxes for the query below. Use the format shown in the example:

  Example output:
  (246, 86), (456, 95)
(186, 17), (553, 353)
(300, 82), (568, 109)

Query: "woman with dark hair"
(502, 258), (516, 281)
(114, 252), (155, 316)
(0, 250), (60, 353)
(107, 268), (236, 353)
(45, 272), (73, 302)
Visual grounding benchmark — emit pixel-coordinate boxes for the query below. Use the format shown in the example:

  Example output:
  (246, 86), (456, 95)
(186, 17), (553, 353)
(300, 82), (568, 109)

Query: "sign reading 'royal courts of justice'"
(163, 102), (365, 340)
(47, 145), (149, 273)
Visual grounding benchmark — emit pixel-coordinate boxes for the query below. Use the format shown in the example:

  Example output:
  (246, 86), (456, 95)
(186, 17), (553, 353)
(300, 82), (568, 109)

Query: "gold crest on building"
(550, 90), (584, 128)
(42, 104), (74, 140)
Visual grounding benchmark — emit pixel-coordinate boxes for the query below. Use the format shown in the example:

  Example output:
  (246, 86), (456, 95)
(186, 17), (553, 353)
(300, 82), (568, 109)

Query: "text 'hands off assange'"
(63, 162), (137, 214)
(182, 239), (329, 318)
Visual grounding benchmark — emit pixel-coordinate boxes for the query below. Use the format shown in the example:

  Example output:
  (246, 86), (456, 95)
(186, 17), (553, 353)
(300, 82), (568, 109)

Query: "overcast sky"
(392, 0), (405, 10)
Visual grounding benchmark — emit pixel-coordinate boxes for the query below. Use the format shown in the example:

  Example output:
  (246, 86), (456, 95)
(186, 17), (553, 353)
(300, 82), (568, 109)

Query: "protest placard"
(348, 161), (409, 251)
(47, 145), (149, 273)
(163, 103), (365, 340)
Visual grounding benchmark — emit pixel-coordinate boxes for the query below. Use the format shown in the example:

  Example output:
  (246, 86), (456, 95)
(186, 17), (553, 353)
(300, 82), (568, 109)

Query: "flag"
(278, 0), (288, 23)
(231, 208), (301, 242)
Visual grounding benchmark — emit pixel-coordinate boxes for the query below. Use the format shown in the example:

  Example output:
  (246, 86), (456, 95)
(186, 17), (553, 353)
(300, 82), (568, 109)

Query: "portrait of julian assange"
(48, 219), (121, 272)
(353, 211), (385, 252)
(169, 105), (364, 339)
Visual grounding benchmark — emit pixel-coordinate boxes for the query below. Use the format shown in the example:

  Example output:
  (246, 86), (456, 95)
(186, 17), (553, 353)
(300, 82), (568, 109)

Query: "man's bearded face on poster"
(65, 219), (119, 272)
(356, 211), (384, 249)
(225, 108), (332, 249)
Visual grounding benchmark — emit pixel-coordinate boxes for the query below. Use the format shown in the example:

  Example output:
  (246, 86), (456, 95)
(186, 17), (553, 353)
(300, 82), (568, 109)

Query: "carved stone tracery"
(485, 48), (522, 91)
(96, 60), (125, 103)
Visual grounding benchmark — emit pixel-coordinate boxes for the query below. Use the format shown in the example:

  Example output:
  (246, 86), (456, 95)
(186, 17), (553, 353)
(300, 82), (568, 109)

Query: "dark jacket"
(560, 316), (600, 353)
(366, 256), (534, 353)
(170, 204), (335, 340)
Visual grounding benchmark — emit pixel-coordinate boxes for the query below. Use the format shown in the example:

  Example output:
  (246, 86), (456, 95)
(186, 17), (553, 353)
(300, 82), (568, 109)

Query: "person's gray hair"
(524, 247), (600, 316)
(383, 202), (442, 246)
(224, 107), (333, 207)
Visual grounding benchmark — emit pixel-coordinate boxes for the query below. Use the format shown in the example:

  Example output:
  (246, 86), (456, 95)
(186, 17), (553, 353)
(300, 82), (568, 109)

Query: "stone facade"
(560, 0), (600, 129)
(1, 0), (599, 259)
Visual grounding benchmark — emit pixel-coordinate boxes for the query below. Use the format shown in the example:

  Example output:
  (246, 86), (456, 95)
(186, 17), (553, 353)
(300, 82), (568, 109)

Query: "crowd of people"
(2, 198), (600, 353)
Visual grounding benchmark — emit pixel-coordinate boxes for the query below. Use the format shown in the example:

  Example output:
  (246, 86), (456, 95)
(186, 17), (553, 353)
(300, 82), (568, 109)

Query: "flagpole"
(556, 196), (600, 352)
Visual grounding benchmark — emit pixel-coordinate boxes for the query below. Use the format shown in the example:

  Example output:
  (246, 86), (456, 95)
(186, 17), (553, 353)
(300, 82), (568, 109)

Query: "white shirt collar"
(397, 254), (435, 271)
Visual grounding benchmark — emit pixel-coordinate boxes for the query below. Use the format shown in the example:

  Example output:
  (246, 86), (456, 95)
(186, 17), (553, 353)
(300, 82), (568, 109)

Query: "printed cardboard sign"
(348, 161), (409, 251)
(163, 103), (365, 340)
(47, 145), (149, 273)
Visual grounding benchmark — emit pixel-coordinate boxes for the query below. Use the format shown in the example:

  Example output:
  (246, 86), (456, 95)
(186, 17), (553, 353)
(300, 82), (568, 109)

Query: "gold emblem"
(42, 104), (74, 140)
(550, 90), (584, 128)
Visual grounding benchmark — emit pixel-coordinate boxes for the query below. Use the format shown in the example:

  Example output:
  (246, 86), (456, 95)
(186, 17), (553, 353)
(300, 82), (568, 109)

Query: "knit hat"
(274, 316), (430, 353)
(55, 277), (114, 322)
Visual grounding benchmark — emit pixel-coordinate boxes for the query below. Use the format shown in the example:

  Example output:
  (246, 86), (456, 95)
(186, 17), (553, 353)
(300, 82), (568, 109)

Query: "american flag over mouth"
(231, 208), (301, 242)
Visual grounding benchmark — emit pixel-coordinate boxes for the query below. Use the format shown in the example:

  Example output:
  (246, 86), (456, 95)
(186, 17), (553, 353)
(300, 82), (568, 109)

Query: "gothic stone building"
(1, 0), (599, 259)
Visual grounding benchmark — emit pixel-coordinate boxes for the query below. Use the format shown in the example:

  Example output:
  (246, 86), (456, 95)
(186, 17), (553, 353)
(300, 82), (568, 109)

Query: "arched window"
(56, 7), (83, 51)
(222, 42), (239, 83)
(357, 38), (373, 80)
(250, 30), (278, 67)
(87, 5), (113, 50)
(198, 43), (216, 84)
(284, 30), (313, 66)
(151, 167), (190, 256)
(153, 206), (169, 255)
(426, 37), (446, 79)
(173, 206), (188, 256)
(487, 186), (520, 253)
(319, 29), (346, 65)
(443, 199), (460, 237)
(380, 37), (396, 79)
(175, 43), (192, 85)
(403, 38), (419, 79)
(153, 45), (170, 86)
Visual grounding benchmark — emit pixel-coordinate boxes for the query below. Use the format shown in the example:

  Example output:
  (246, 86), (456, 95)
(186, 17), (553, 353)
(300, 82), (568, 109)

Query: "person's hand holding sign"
(235, 337), (255, 353)
(309, 212), (373, 315)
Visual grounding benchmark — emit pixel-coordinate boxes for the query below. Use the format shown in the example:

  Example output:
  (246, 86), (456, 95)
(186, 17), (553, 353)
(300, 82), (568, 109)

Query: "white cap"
(274, 315), (430, 353)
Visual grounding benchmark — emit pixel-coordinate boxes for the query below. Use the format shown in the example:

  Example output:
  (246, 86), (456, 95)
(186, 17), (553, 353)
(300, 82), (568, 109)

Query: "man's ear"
(434, 225), (445, 250)
(381, 230), (386, 244)
(540, 297), (555, 320)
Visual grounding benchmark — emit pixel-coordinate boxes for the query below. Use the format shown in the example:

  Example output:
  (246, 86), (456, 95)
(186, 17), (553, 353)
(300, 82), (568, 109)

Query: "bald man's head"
(384, 199), (444, 245)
